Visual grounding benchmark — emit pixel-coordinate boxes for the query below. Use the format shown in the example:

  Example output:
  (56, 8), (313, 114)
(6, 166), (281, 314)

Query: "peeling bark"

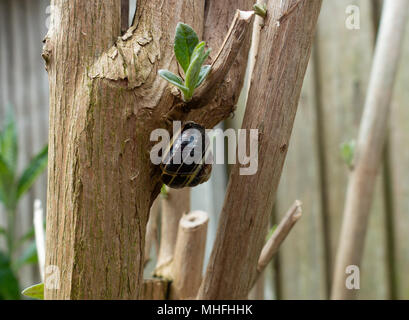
(44, 0), (253, 299)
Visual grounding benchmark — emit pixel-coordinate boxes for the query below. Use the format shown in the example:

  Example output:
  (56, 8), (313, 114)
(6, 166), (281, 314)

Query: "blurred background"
(1, 0), (408, 300)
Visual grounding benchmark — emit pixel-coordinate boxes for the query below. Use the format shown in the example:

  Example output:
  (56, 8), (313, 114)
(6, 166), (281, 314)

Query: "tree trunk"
(198, 0), (322, 299)
(44, 0), (253, 299)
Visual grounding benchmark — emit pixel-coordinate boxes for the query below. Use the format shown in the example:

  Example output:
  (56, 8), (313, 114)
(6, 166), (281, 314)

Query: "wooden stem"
(197, 0), (322, 299)
(331, 0), (409, 300)
(257, 201), (302, 274)
(154, 188), (190, 278)
(169, 211), (209, 300)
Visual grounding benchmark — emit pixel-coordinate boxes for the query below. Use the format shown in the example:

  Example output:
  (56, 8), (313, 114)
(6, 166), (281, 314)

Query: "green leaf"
(196, 65), (211, 88)
(185, 45), (211, 100)
(22, 283), (44, 300)
(0, 226), (5, 236)
(0, 153), (14, 208)
(174, 23), (199, 73)
(158, 70), (187, 90)
(16, 144), (48, 199)
(14, 240), (38, 270)
(158, 70), (190, 99)
(0, 108), (18, 172)
(0, 251), (20, 300)
(160, 184), (168, 199)
(340, 140), (356, 169)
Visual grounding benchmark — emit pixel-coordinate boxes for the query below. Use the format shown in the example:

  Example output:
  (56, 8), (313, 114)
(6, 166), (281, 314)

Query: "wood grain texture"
(198, 0), (322, 300)
(43, 0), (252, 299)
(275, 61), (327, 299)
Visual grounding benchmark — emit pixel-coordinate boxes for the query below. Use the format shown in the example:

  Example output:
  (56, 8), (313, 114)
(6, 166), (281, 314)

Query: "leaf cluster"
(159, 23), (212, 102)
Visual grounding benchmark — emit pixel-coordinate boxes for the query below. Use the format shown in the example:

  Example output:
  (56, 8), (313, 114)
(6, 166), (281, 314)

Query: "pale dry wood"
(169, 211), (209, 300)
(144, 196), (160, 265)
(257, 201), (302, 274)
(250, 201), (302, 295)
(331, 0), (409, 300)
(197, 0), (322, 299)
(142, 279), (169, 300)
(315, 0), (388, 299)
(155, 188), (190, 278)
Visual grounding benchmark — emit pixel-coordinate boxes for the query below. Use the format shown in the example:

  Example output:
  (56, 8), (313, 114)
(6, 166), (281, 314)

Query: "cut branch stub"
(154, 188), (190, 279)
(169, 211), (209, 300)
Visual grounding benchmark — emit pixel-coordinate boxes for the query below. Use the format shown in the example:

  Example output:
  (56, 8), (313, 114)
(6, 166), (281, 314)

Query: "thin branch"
(257, 201), (302, 274)
(331, 0), (409, 300)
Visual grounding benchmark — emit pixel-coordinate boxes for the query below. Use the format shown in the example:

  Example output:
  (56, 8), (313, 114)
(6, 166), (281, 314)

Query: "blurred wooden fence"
(0, 0), (50, 289)
(1, 0), (408, 299)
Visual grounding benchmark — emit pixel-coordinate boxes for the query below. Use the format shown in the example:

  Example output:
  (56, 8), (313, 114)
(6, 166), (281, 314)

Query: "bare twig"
(331, 0), (409, 300)
(249, 201), (302, 291)
(257, 200), (302, 274)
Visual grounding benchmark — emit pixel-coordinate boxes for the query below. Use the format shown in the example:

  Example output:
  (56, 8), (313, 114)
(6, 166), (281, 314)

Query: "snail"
(160, 122), (212, 189)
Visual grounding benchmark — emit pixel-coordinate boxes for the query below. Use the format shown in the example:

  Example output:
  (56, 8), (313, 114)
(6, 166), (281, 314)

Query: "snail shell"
(160, 122), (212, 189)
